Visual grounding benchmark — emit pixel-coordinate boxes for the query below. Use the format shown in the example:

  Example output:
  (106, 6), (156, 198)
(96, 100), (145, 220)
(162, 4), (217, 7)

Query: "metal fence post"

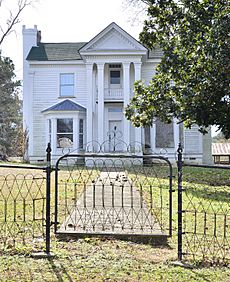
(168, 162), (173, 237)
(45, 143), (52, 254)
(177, 143), (183, 261)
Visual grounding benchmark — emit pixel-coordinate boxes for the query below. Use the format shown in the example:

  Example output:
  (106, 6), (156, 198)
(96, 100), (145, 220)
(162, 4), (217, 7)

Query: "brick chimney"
(37, 30), (41, 44)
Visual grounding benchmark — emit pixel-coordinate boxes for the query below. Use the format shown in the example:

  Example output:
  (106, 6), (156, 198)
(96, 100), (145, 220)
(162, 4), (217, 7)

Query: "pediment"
(80, 22), (147, 53)
(88, 28), (139, 51)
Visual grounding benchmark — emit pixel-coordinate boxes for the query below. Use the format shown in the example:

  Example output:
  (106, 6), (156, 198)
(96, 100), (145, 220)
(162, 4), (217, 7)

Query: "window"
(57, 118), (73, 148)
(60, 73), (74, 97)
(109, 64), (121, 68)
(109, 64), (122, 87)
(79, 119), (84, 149)
(108, 107), (123, 113)
(110, 70), (120, 85)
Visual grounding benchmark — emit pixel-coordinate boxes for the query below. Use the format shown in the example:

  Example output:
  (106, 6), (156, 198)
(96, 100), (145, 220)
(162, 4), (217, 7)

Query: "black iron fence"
(177, 144), (230, 265)
(0, 144), (52, 255)
(0, 141), (229, 265)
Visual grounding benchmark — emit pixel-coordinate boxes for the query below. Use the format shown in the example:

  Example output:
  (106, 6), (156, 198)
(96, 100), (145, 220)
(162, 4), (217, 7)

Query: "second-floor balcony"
(96, 88), (124, 101)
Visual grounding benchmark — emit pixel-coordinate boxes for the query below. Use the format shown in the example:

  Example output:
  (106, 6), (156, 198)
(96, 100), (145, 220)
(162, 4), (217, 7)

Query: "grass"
(0, 236), (229, 281)
(0, 160), (229, 281)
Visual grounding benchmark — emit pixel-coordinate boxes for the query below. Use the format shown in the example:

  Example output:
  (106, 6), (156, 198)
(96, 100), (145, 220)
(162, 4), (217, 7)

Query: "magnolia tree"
(125, 0), (230, 138)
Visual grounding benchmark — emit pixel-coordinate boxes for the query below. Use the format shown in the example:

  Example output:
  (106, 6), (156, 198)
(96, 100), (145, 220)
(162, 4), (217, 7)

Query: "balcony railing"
(96, 88), (124, 100)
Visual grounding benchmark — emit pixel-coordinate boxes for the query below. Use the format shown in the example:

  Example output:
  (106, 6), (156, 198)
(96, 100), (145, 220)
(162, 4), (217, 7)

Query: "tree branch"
(0, 0), (34, 46)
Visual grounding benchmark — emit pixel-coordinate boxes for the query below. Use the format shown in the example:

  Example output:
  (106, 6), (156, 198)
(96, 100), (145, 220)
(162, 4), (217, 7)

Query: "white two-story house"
(22, 22), (212, 164)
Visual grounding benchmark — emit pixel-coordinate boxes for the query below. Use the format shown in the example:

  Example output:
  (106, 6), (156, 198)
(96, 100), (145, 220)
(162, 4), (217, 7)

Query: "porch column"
(151, 122), (156, 153)
(123, 62), (130, 147)
(173, 118), (180, 151)
(86, 63), (93, 144)
(97, 63), (105, 146)
(74, 116), (79, 149)
(134, 62), (142, 146)
(28, 71), (34, 156)
(51, 118), (57, 154)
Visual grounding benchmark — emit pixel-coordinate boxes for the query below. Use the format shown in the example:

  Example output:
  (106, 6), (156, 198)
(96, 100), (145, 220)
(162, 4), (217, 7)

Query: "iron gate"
(54, 153), (173, 241)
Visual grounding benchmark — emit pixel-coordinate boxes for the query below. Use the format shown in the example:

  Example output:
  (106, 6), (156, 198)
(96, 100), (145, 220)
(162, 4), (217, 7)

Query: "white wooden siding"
(184, 126), (202, 154)
(141, 63), (157, 84)
(31, 64), (87, 156)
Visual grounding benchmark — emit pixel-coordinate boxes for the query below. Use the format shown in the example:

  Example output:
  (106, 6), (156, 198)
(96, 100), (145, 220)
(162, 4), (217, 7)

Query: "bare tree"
(0, 0), (38, 46)
(125, 0), (151, 5)
(122, 0), (149, 25)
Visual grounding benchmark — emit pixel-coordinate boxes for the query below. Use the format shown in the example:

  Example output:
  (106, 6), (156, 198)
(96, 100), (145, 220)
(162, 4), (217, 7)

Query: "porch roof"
(42, 99), (86, 113)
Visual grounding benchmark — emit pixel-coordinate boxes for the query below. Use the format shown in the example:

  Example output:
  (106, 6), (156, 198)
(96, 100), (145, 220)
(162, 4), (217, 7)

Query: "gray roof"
(42, 99), (86, 112)
(27, 42), (86, 61)
(26, 21), (163, 61)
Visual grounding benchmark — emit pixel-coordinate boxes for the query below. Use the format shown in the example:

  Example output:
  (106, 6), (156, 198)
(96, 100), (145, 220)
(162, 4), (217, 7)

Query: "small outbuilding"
(212, 143), (230, 165)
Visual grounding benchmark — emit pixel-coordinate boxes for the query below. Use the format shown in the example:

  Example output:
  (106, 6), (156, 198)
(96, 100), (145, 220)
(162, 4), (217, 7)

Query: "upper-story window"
(110, 71), (120, 85)
(60, 73), (74, 97)
(109, 64), (121, 87)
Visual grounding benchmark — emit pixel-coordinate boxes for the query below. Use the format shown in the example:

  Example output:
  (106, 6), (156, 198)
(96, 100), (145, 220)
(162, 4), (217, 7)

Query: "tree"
(123, 0), (151, 6)
(212, 132), (230, 143)
(125, 0), (230, 138)
(0, 54), (21, 158)
(0, 0), (37, 46)
(122, 0), (149, 26)
(0, 0), (38, 158)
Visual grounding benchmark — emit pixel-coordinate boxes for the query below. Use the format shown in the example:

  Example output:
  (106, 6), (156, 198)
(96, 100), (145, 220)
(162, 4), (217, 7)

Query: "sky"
(1, 0), (144, 79)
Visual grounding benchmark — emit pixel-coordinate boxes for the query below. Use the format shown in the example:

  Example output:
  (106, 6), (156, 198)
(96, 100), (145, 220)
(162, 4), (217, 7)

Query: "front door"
(108, 120), (123, 152)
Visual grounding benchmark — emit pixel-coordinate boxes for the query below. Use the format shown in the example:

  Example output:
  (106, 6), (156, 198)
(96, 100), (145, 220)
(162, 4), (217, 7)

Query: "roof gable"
(42, 99), (86, 113)
(80, 22), (147, 54)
